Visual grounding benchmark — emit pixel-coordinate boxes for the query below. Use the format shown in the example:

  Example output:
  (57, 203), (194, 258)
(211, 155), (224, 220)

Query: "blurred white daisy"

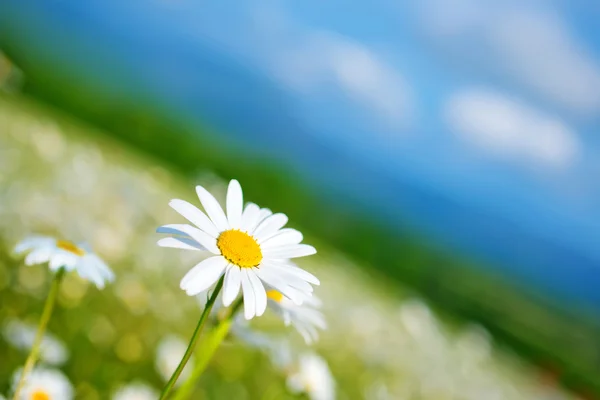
(158, 179), (319, 319)
(230, 320), (294, 372)
(14, 236), (115, 289)
(11, 367), (73, 400)
(267, 289), (326, 344)
(112, 382), (159, 400)
(3, 319), (68, 365)
(155, 335), (195, 386)
(286, 353), (335, 400)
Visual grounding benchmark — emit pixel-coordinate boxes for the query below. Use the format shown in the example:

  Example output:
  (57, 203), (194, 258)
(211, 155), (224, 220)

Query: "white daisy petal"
(254, 267), (308, 305)
(161, 224), (219, 254)
(14, 237), (54, 254)
(49, 253), (76, 271)
(303, 293), (323, 307)
(254, 213), (288, 241)
(240, 203), (261, 233)
(76, 260), (105, 289)
(222, 265), (242, 307)
(156, 225), (194, 238)
(89, 255), (115, 284)
(263, 244), (317, 259)
(283, 277), (314, 295)
(261, 229), (303, 249)
(157, 237), (205, 251)
(256, 208), (273, 226)
(302, 325), (319, 344)
(265, 287), (326, 344)
(240, 269), (256, 320)
(302, 309), (327, 329)
(285, 285), (314, 305)
(196, 185), (230, 231)
(247, 269), (267, 317)
(169, 199), (219, 237)
(226, 179), (243, 229)
(24, 247), (53, 266)
(180, 256), (228, 295)
(260, 263), (314, 294)
(266, 261), (320, 286)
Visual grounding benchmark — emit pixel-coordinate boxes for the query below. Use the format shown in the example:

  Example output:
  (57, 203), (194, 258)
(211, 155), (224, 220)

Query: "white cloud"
(184, 2), (414, 131)
(446, 89), (580, 168)
(274, 31), (413, 129)
(418, 0), (600, 116)
(244, 1), (413, 131)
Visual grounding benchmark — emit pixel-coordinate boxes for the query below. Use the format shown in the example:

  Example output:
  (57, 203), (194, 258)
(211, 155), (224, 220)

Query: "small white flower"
(155, 335), (194, 386)
(158, 179), (319, 320)
(3, 319), (69, 365)
(230, 320), (294, 372)
(12, 367), (73, 400)
(286, 353), (335, 400)
(14, 236), (115, 289)
(266, 288), (326, 344)
(112, 382), (159, 400)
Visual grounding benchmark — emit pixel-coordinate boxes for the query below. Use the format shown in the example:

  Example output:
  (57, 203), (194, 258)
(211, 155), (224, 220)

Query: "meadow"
(0, 92), (586, 399)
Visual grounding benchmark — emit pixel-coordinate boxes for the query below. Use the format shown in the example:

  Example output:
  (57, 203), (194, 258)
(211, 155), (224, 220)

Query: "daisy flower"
(11, 367), (73, 400)
(157, 179), (319, 319)
(155, 335), (195, 386)
(266, 289), (326, 344)
(231, 320), (295, 372)
(3, 319), (68, 365)
(112, 382), (159, 400)
(14, 236), (115, 289)
(286, 353), (335, 400)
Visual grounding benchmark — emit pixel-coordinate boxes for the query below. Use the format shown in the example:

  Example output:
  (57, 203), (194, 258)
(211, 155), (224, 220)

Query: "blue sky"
(3, 0), (600, 309)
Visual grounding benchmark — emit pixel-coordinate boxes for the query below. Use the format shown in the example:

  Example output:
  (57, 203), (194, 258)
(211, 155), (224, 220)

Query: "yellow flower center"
(31, 390), (51, 400)
(266, 290), (284, 303)
(56, 240), (85, 256)
(217, 229), (262, 268)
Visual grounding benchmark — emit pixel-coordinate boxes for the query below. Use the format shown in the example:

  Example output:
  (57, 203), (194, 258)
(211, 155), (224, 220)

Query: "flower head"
(3, 319), (68, 365)
(231, 320), (295, 372)
(158, 179), (319, 319)
(14, 236), (115, 289)
(11, 367), (73, 400)
(286, 353), (335, 400)
(267, 289), (326, 344)
(112, 382), (158, 400)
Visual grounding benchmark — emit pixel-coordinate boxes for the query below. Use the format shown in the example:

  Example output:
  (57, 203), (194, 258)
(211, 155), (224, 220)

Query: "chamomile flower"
(11, 367), (73, 400)
(286, 353), (335, 400)
(158, 179), (319, 319)
(14, 236), (115, 289)
(230, 319), (294, 372)
(267, 289), (326, 344)
(3, 319), (68, 365)
(112, 382), (159, 400)
(155, 335), (195, 385)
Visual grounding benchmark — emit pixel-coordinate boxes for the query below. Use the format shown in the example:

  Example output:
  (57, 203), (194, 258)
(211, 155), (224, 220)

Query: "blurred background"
(1, 0), (600, 398)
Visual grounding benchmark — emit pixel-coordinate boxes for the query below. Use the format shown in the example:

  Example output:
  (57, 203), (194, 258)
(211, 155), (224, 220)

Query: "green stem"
(159, 277), (225, 400)
(12, 268), (65, 400)
(172, 298), (244, 400)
